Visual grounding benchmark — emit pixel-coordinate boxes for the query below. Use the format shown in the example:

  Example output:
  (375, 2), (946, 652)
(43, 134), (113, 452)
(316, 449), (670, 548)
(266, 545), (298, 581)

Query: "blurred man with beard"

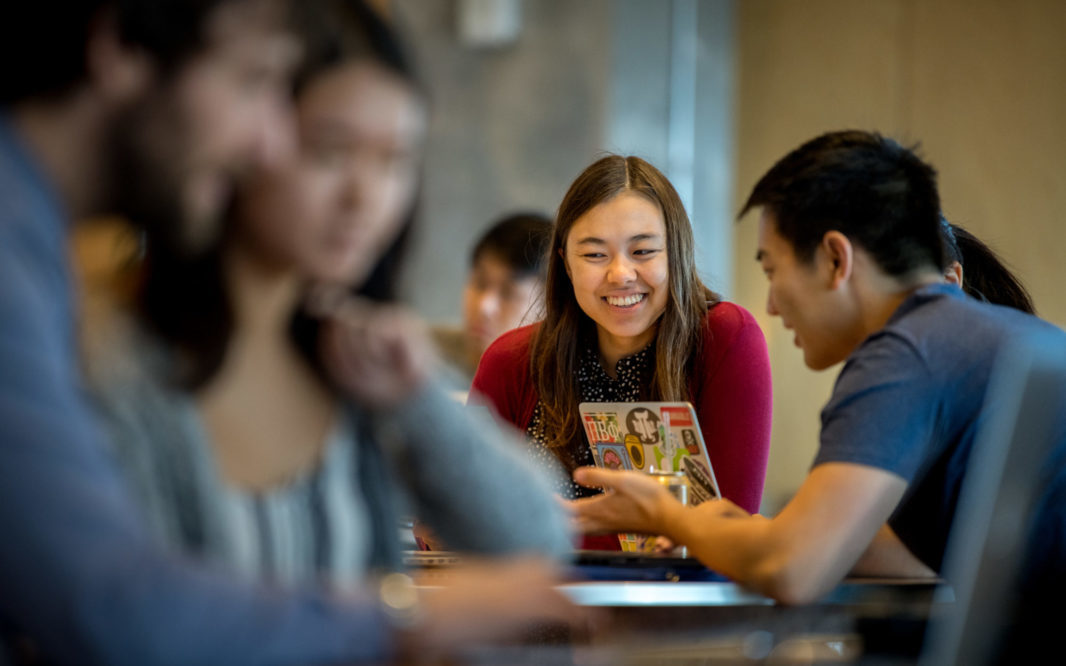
(0, 2), (578, 664)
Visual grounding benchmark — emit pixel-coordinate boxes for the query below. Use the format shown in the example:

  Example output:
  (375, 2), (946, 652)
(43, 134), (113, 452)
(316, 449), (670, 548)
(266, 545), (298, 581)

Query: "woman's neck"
(197, 245), (336, 492)
(596, 325), (657, 379)
(220, 243), (305, 358)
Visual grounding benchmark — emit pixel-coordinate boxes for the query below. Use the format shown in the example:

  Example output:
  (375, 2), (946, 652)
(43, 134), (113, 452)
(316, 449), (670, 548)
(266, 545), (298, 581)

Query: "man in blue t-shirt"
(571, 130), (1065, 647)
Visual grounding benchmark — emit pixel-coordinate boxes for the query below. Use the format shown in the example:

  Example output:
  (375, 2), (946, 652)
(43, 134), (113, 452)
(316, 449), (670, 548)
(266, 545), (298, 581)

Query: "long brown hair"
(529, 155), (718, 467)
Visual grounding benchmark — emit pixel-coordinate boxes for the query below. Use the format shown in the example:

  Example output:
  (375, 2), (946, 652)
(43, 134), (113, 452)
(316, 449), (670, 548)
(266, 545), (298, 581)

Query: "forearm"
(665, 465), (907, 604)
(662, 504), (856, 605)
(373, 379), (570, 557)
(661, 504), (787, 595)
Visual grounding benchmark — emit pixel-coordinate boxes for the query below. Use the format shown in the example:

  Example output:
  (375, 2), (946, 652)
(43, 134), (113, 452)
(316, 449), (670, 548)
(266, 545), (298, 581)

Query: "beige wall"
(732, 0), (1066, 514)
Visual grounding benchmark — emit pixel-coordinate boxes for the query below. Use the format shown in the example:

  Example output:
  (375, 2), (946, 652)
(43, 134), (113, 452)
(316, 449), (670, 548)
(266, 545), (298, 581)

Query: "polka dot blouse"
(524, 342), (654, 499)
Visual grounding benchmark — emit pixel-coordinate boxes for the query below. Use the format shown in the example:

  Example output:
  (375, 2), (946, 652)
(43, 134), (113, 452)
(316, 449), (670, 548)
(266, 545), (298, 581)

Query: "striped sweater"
(86, 322), (572, 588)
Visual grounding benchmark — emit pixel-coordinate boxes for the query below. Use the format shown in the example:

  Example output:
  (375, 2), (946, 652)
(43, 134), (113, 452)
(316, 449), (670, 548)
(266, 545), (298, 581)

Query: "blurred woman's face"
(235, 61), (425, 284)
(462, 252), (543, 359)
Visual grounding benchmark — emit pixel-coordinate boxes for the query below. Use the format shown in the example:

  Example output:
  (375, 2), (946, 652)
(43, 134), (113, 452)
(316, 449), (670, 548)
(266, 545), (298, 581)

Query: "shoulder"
(892, 286), (1059, 349)
(687, 301), (770, 399)
(856, 288), (991, 378)
(0, 208), (69, 334)
(471, 324), (539, 417)
(85, 312), (179, 412)
(699, 301), (767, 355)
(704, 300), (759, 334)
(817, 331), (942, 478)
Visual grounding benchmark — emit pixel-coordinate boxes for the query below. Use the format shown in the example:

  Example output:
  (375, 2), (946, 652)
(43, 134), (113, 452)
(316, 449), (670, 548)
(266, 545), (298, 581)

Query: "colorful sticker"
(624, 434), (645, 469)
(670, 445), (690, 471)
(596, 443), (632, 471)
(681, 429), (700, 454)
(661, 406), (694, 428)
(661, 429), (678, 468)
(618, 533), (645, 552)
(582, 412), (622, 444)
(625, 407), (661, 445)
(682, 456), (719, 504)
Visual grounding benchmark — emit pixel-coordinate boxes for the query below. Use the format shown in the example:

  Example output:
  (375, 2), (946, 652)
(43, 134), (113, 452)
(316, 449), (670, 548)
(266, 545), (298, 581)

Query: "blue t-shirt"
(814, 283), (1066, 575)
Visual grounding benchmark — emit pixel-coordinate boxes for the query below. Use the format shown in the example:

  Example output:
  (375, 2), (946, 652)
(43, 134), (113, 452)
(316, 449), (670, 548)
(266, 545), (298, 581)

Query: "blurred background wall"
(388, 0), (1066, 514)
(392, 0), (736, 314)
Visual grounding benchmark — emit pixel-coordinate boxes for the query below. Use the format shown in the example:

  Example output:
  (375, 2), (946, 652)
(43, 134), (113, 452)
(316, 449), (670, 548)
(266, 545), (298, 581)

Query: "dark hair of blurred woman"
(137, 0), (423, 389)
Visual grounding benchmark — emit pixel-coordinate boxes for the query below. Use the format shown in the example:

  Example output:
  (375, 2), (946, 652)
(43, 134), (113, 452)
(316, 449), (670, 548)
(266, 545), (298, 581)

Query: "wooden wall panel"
(733, 0), (1066, 512)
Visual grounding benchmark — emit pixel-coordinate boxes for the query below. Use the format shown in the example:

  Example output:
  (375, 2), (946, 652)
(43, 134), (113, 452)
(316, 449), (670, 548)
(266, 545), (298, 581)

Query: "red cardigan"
(470, 301), (773, 514)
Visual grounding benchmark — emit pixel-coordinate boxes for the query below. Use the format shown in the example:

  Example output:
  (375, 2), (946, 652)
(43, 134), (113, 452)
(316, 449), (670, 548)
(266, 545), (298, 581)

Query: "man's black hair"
(740, 130), (946, 277)
(1, 0), (242, 105)
(471, 212), (553, 280)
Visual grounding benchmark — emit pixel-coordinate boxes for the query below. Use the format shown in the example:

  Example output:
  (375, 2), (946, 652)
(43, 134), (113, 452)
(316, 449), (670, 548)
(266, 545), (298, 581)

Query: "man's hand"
(568, 467), (683, 535)
(569, 467), (752, 542)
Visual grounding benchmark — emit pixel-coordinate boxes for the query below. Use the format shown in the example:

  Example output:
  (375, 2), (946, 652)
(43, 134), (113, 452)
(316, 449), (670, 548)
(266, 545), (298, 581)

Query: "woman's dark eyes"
(580, 248), (661, 259)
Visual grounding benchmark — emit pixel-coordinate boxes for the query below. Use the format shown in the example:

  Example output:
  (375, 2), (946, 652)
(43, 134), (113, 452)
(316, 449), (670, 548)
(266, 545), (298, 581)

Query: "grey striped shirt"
(95, 373), (373, 587)
(86, 320), (573, 589)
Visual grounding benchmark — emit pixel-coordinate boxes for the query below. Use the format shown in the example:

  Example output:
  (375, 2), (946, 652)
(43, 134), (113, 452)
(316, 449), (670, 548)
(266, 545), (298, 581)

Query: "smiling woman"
(471, 155), (774, 546)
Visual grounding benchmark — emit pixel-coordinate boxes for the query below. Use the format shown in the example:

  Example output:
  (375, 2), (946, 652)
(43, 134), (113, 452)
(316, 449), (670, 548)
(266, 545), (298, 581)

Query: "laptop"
(579, 401), (720, 502)
(571, 549), (725, 582)
(579, 401), (721, 553)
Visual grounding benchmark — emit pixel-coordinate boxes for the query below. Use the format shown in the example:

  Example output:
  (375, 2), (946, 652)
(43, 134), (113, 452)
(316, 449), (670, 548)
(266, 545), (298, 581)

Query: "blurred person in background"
(87, 0), (570, 588)
(939, 216), (1036, 314)
(433, 211), (553, 384)
(0, 1), (578, 663)
(471, 154), (773, 550)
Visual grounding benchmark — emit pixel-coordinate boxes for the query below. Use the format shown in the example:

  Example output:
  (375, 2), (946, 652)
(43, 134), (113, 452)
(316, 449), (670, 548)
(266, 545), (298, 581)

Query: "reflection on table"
(405, 551), (950, 664)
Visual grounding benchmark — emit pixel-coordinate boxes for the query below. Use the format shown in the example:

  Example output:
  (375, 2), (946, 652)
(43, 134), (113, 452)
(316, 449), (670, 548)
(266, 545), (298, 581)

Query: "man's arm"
(573, 462), (907, 604)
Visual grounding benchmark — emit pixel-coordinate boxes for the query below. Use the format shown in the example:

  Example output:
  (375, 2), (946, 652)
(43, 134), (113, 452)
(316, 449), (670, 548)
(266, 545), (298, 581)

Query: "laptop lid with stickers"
(578, 401), (721, 504)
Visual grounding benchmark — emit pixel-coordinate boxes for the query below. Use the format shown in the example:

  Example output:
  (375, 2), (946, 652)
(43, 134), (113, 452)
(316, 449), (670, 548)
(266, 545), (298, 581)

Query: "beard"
(104, 92), (229, 263)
